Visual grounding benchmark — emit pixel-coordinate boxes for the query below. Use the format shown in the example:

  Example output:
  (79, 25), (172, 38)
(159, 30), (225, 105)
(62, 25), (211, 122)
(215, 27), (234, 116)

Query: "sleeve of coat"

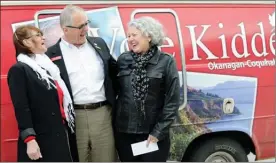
(150, 56), (180, 141)
(96, 37), (118, 126)
(99, 38), (118, 94)
(7, 65), (36, 141)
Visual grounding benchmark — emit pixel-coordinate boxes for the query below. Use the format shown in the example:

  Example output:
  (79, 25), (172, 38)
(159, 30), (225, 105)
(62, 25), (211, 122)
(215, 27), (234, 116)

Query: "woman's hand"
(146, 135), (159, 147)
(26, 140), (42, 160)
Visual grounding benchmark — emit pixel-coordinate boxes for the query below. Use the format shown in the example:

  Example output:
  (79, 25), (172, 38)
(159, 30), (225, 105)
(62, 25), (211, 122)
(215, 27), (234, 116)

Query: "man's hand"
(26, 140), (42, 160)
(146, 135), (159, 147)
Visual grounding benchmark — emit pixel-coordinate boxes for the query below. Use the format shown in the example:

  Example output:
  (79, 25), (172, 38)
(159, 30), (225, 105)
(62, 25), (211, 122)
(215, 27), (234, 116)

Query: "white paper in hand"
(131, 140), (159, 156)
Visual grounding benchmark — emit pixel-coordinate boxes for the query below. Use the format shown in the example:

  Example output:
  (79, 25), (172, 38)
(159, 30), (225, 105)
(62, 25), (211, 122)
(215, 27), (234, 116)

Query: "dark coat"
(115, 50), (180, 141)
(7, 62), (73, 162)
(45, 36), (117, 161)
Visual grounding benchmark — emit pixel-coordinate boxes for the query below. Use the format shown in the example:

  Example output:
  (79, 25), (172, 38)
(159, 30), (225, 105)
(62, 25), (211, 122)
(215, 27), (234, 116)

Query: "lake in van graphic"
(11, 6), (126, 60)
(170, 72), (257, 160)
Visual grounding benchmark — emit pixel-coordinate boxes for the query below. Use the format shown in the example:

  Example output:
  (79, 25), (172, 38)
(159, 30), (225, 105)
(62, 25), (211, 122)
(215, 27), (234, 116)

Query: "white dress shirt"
(60, 38), (106, 104)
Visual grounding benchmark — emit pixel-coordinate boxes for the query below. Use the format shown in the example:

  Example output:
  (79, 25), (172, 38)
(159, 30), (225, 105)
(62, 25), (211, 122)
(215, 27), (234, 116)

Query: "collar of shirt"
(61, 37), (88, 49)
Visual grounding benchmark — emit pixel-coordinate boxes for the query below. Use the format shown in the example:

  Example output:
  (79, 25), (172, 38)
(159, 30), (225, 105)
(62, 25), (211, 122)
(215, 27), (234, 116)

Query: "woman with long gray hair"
(114, 16), (180, 162)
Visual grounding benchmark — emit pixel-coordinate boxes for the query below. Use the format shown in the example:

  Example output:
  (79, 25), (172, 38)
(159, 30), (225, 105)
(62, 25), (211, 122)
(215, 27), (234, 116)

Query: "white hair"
(128, 16), (166, 46)
(60, 4), (86, 27)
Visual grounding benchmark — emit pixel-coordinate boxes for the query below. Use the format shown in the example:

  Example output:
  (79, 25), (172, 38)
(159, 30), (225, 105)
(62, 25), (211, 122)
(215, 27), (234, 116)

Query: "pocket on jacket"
(147, 71), (164, 94)
(117, 70), (131, 91)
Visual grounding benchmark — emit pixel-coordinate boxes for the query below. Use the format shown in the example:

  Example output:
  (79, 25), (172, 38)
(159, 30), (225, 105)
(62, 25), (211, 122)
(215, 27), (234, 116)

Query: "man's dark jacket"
(46, 36), (117, 162)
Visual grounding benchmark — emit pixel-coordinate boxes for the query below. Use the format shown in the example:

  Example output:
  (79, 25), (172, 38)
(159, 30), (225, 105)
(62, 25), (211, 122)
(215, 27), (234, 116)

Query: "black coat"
(115, 50), (180, 141)
(7, 62), (72, 162)
(46, 36), (118, 161)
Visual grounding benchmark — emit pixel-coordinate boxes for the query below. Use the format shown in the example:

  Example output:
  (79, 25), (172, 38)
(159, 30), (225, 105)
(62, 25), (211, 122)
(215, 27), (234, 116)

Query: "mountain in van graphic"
(269, 11), (275, 32)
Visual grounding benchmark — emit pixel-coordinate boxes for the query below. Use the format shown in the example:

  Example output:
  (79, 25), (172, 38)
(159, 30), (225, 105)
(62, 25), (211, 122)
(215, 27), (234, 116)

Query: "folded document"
(131, 140), (159, 156)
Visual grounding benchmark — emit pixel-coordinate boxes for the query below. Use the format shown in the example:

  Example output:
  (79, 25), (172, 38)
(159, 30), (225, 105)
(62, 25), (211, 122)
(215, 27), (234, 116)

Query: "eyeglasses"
(26, 32), (43, 39)
(66, 20), (90, 30)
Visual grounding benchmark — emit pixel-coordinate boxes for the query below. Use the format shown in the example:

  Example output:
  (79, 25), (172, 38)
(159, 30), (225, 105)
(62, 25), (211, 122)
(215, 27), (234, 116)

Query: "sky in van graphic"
(11, 6), (126, 60)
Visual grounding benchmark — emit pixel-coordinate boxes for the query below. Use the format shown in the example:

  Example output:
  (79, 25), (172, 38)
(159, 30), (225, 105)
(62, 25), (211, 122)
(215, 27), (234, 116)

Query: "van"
(1, 1), (275, 162)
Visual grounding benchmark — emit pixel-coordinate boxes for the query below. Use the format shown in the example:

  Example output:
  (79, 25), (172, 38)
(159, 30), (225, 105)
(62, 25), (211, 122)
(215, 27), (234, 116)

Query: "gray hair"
(60, 4), (86, 27)
(128, 16), (166, 46)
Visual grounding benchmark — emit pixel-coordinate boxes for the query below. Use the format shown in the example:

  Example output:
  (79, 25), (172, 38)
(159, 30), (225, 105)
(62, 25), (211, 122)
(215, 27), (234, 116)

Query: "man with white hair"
(46, 4), (117, 162)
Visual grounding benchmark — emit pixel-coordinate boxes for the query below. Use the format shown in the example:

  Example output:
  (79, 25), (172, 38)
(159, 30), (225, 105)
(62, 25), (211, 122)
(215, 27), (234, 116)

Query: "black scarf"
(131, 45), (157, 118)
